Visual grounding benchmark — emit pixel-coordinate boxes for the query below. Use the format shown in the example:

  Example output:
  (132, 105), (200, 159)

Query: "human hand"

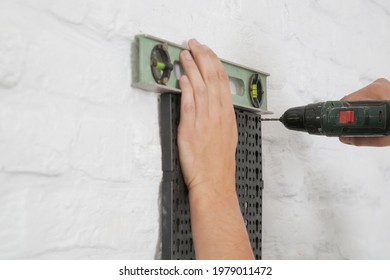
(339, 78), (390, 147)
(177, 39), (237, 194)
(177, 40), (254, 260)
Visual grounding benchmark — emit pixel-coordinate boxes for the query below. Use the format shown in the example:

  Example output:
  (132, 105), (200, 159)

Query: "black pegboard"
(160, 93), (263, 260)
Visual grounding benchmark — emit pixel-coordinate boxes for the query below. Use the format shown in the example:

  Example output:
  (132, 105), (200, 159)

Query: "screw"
(161, 77), (169, 85)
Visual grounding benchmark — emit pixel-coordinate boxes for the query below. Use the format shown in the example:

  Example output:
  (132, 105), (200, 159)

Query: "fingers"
(188, 39), (218, 82)
(179, 75), (195, 126)
(188, 39), (227, 110)
(341, 86), (376, 101)
(339, 136), (390, 147)
(179, 39), (233, 124)
(341, 78), (390, 101)
(204, 44), (232, 108)
(180, 49), (209, 119)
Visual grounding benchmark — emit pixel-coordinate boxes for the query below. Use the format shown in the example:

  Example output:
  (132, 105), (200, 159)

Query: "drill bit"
(261, 118), (281, 122)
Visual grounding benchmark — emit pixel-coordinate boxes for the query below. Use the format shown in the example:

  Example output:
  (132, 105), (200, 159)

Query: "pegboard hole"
(176, 238), (180, 252)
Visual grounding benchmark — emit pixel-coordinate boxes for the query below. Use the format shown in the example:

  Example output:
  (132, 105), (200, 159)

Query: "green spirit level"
(132, 34), (271, 114)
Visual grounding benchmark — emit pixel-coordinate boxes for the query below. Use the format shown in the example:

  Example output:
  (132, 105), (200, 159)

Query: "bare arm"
(177, 39), (254, 260)
(339, 78), (390, 146)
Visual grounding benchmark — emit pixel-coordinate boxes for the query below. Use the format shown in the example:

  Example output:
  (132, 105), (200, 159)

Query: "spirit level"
(132, 34), (271, 114)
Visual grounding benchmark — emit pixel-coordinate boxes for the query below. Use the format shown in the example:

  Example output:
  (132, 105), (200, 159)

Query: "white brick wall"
(0, 0), (390, 259)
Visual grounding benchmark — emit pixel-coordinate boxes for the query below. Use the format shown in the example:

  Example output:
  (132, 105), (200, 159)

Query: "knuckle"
(194, 84), (207, 95)
(367, 80), (387, 96)
(182, 102), (194, 114)
(370, 78), (390, 94)
(205, 71), (218, 83)
(193, 44), (207, 55)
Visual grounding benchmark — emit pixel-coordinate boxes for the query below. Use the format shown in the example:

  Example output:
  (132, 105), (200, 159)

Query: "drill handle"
(320, 100), (390, 136)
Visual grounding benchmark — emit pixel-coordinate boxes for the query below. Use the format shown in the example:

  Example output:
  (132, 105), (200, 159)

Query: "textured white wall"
(0, 0), (390, 259)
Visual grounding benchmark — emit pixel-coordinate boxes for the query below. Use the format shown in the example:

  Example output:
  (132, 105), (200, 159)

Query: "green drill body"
(266, 100), (390, 137)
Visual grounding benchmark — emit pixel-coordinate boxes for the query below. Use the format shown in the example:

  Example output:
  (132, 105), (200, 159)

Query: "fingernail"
(182, 50), (193, 60)
(190, 39), (200, 45)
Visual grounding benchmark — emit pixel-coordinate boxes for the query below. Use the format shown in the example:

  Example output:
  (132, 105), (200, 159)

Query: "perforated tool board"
(160, 94), (264, 260)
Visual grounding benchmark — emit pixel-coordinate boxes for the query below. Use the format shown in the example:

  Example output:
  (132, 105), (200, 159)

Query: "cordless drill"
(263, 100), (390, 137)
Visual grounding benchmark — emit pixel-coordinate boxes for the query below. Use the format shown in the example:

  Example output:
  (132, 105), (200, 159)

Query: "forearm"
(189, 184), (255, 260)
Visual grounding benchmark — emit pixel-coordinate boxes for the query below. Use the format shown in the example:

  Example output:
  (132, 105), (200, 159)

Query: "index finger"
(180, 49), (209, 120)
(188, 39), (232, 109)
(341, 79), (388, 101)
(341, 87), (376, 101)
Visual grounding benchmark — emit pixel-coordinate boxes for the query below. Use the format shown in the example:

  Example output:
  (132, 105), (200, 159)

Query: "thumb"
(339, 136), (390, 147)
